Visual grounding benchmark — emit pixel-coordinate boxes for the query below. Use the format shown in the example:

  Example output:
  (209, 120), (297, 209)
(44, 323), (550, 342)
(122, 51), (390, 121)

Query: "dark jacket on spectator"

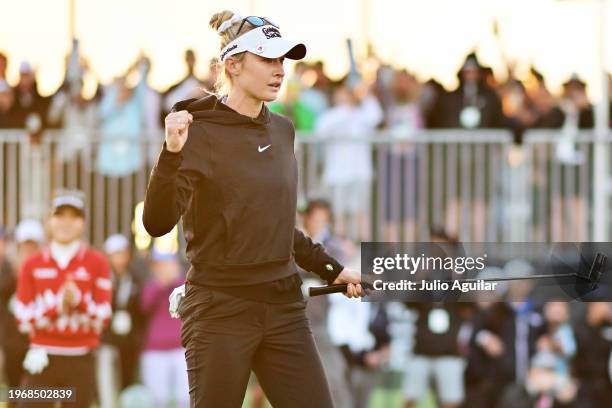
(436, 83), (504, 129)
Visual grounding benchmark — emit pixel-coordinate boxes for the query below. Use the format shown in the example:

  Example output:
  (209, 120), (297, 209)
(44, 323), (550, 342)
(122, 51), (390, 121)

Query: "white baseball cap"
(104, 234), (130, 254)
(52, 190), (86, 217)
(220, 24), (306, 63)
(15, 219), (45, 244)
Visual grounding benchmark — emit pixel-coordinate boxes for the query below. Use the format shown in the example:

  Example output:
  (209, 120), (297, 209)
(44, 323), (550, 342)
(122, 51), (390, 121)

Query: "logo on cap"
(255, 45), (265, 54)
(221, 44), (238, 61)
(262, 27), (281, 39)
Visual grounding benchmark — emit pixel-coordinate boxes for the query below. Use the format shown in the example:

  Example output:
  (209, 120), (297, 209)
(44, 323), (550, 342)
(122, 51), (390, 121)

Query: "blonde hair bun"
(209, 10), (235, 32)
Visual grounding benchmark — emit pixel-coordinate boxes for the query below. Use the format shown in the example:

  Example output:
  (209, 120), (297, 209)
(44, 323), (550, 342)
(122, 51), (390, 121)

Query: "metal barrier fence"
(0, 130), (163, 247)
(0, 129), (611, 247)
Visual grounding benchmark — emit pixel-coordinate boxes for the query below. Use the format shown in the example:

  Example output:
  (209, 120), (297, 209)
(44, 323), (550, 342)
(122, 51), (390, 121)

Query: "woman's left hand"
(332, 268), (366, 298)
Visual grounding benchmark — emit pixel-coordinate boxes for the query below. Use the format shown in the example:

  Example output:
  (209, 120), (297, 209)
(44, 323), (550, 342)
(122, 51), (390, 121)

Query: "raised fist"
(165, 110), (193, 152)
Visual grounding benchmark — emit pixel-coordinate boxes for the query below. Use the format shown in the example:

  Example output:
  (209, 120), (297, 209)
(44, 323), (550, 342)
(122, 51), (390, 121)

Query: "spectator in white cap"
(14, 189), (112, 408)
(14, 219), (45, 270)
(15, 219), (45, 245)
(97, 233), (145, 408)
(1, 220), (44, 391)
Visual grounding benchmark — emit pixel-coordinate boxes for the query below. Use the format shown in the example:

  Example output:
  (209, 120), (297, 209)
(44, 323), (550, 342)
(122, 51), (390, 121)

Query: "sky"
(0, 0), (611, 100)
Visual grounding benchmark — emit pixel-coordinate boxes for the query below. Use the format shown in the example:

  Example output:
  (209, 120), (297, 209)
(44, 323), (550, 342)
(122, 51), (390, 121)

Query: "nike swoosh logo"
(258, 144), (271, 153)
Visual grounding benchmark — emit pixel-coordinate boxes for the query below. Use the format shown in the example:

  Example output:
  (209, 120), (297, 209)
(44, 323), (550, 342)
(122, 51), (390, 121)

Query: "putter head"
(576, 252), (607, 290)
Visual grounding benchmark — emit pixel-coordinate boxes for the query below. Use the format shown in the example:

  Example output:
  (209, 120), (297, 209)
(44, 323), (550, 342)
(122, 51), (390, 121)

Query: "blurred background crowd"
(0, 199), (611, 407)
(0, 46), (610, 143)
(1, 1), (612, 407)
(1, 45), (611, 242)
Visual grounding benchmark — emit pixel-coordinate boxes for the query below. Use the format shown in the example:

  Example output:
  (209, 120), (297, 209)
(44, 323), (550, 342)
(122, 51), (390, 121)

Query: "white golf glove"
(111, 310), (132, 335)
(169, 284), (186, 319)
(23, 347), (49, 375)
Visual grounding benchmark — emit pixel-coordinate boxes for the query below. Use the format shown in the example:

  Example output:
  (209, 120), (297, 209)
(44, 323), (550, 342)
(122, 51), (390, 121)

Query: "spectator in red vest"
(14, 190), (112, 408)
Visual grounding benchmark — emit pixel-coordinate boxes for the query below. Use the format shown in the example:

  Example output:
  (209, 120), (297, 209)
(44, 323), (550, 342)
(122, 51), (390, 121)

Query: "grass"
(241, 386), (438, 408)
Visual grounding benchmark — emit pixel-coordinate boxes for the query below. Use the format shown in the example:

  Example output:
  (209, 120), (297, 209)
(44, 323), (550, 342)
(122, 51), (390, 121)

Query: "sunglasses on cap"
(236, 16), (279, 36)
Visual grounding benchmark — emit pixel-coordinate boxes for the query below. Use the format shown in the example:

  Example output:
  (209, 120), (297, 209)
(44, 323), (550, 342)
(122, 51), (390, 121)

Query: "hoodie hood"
(173, 94), (271, 128)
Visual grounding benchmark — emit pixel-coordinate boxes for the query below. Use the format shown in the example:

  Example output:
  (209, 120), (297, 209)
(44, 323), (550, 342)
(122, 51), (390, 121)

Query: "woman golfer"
(143, 10), (364, 407)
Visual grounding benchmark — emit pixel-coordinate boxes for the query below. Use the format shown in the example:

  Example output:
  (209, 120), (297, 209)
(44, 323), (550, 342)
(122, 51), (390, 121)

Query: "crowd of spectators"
(0, 47), (611, 407)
